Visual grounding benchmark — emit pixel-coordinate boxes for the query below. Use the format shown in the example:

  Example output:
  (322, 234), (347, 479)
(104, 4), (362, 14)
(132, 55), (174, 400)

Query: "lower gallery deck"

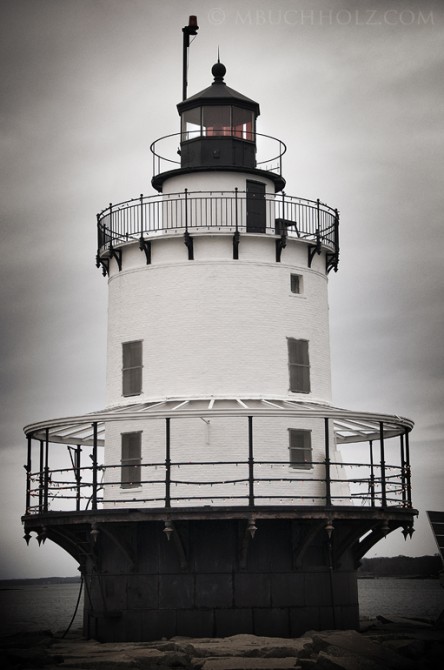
(22, 400), (416, 641)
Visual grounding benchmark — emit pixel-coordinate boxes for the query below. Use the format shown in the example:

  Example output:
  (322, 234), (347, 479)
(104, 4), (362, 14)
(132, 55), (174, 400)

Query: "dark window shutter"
(289, 429), (312, 469)
(121, 432), (142, 488)
(122, 341), (142, 396)
(290, 274), (301, 294)
(288, 339), (310, 393)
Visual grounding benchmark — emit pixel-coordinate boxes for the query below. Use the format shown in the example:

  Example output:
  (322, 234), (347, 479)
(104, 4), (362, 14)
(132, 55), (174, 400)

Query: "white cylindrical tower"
(97, 62), (343, 508)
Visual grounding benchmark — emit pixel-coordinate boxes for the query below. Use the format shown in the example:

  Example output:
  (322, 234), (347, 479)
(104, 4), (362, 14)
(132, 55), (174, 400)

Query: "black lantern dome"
(151, 62), (285, 192)
(177, 62), (260, 171)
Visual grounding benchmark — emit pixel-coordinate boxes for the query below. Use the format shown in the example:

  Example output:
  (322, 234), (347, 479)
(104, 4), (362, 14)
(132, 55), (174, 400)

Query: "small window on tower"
(288, 338), (310, 393)
(289, 429), (312, 469)
(122, 341), (143, 397)
(121, 432), (142, 488)
(290, 274), (303, 294)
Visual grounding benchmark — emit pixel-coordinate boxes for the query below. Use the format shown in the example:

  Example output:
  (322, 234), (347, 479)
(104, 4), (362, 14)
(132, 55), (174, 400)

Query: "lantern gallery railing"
(23, 405), (413, 516)
(96, 190), (339, 271)
(150, 131), (287, 178)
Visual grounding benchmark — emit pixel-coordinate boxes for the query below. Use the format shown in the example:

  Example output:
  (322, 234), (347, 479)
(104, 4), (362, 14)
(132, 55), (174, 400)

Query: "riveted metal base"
(22, 507), (415, 642)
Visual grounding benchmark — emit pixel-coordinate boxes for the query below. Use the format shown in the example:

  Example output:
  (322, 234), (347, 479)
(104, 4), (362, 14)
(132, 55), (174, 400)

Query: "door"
(246, 180), (266, 233)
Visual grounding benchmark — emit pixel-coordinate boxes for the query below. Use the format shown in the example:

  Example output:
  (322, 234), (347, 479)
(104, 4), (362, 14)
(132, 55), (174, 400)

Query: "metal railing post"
(38, 440), (44, 513)
(248, 416), (254, 508)
(76, 444), (82, 512)
(379, 422), (387, 507)
(44, 428), (49, 513)
(139, 193), (144, 238)
(25, 435), (32, 514)
(324, 418), (332, 506)
(165, 418), (171, 508)
(369, 440), (375, 507)
(400, 433), (406, 507)
(91, 422), (98, 511)
(405, 429), (412, 508)
(233, 187), (240, 259)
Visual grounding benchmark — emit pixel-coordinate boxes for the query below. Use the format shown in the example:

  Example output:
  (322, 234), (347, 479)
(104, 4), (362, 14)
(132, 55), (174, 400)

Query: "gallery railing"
(24, 417), (412, 516)
(96, 190), (339, 269)
(150, 131), (287, 179)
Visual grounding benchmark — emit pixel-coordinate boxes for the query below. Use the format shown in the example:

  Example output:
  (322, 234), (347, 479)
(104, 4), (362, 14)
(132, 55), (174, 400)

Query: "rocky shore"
(1, 614), (443, 670)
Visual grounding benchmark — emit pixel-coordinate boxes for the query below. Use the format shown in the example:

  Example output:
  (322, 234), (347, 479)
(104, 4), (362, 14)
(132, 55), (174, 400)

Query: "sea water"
(0, 579), (443, 638)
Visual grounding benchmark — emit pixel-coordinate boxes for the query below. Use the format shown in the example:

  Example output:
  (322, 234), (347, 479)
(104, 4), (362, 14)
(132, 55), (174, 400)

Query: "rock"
(376, 615), (432, 629)
(381, 638), (426, 660)
(186, 634), (312, 659)
(308, 630), (416, 669)
(314, 651), (385, 670)
(196, 659), (300, 669)
(3, 626), (443, 670)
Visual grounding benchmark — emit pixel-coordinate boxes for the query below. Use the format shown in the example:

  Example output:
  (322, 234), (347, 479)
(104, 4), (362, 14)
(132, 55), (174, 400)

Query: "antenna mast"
(182, 16), (199, 101)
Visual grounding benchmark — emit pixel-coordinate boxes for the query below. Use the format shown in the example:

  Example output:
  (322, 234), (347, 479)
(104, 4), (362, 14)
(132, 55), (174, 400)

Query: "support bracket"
(184, 232), (194, 260)
(292, 520), (325, 569)
(275, 234), (287, 262)
(233, 231), (240, 260)
(139, 237), (151, 265)
(109, 243), (122, 271)
(326, 251), (339, 274)
(308, 232), (322, 268)
(95, 254), (109, 277)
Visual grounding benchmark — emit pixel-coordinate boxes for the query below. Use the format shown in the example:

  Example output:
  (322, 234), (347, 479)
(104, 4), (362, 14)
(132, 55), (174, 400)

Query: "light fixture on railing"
(324, 520), (334, 540)
(247, 516), (257, 539)
(163, 520), (174, 541)
(90, 522), (100, 543)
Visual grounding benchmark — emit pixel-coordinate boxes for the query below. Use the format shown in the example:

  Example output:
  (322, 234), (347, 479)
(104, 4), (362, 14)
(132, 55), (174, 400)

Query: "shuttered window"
(121, 432), (142, 488)
(290, 274), (302, 294)
(122, 341), (142, 396)
(288, 338), (310, 393)
(289, 429), (312, 469)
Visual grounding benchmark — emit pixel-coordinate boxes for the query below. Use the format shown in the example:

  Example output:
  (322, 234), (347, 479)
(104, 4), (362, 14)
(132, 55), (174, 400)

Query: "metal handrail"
(149, 131), (287, 178)
(96, 189), (339, 260)
(25, 458), (409, 515)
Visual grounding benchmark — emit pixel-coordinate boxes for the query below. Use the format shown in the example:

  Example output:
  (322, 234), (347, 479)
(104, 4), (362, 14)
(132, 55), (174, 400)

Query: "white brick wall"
(100, 168), (345, 507)
(106, 236), (332, 405)
(102, 414), (349, 508)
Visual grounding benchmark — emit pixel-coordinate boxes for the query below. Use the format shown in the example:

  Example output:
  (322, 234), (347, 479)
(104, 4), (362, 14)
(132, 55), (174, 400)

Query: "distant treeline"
(359, 555), (443, 578)
(0, 576), (80, 587)
(1, 556), (443, 584)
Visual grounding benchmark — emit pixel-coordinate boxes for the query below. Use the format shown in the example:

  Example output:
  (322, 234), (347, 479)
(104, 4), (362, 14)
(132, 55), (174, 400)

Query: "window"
(121, 432), (142, 488)
(232, 106), (254, 140)
(288, 338), (310, 393)
(202, 105), (231, 136)
(289, 429), (312, 469)
(290, 274), (302, 294)
(122, 341), (142, 397)
(180, 105), (255, 141)
(181, 107), (201, 141)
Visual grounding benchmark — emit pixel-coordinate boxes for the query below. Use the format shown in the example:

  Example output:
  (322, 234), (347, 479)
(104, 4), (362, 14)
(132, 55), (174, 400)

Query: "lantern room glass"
(232, 107), (254, 140)
(181, 106), (255, 141)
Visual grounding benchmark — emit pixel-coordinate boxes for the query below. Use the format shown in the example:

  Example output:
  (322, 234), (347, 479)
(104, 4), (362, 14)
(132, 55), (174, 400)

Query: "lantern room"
(177, 61), (260, 171)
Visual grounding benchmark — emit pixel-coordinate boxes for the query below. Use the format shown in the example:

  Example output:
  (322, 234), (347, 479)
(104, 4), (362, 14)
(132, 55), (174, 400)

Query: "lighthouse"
(23, 22), (416, 642)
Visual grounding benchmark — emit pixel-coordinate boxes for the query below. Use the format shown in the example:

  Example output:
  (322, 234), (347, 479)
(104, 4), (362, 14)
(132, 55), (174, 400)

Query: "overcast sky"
(0, 0), (443, 579)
